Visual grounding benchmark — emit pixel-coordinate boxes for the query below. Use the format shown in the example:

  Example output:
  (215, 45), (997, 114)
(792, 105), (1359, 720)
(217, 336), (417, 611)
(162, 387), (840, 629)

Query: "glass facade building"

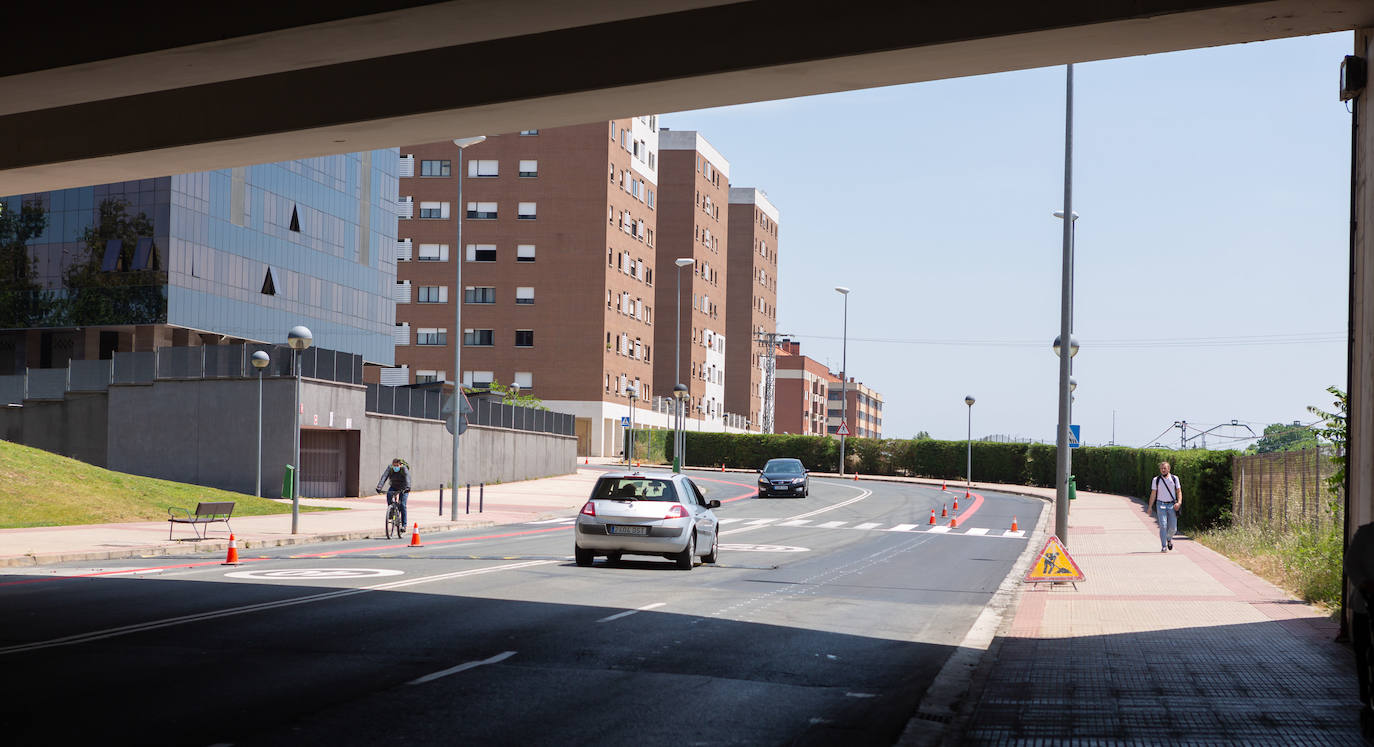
(0, 150), (400, 367)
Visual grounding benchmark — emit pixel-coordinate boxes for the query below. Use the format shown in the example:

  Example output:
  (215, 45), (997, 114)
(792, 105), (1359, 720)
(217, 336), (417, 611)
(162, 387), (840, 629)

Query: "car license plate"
(608, 525), (648, 536)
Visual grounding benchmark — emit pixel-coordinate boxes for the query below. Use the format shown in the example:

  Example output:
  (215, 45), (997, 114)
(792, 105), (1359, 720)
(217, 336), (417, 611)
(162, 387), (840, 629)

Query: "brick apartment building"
(725, 187), (779, 431)
(394, 118), (662, 456)
(653, 130), (748, 431)
(773, 341), (830, 436)
(827, 375), (884, 439)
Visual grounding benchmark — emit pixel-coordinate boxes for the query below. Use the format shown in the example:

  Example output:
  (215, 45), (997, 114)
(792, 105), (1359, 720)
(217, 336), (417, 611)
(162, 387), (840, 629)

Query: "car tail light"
(664, 505), (688, 520)
(580, 501), (596, 517)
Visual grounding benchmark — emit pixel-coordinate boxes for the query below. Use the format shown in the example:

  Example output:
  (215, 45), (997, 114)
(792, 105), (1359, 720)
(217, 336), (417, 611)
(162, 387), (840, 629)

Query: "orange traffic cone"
(928, 509), (936, 525)
(941, 504), (948, 517)
(584, 458), (589, 465)
(409, 522), (423, 547)
(222, 534), (240, 565)
(949, 515), (959, 528)
(720, 463), (725, 471)
(941, 481), (947, 491)
(1011, 516), (1019, 532)
(853, 472), (858, 481)
(965, 490), (971, 499)
(952, 497), (959, 511)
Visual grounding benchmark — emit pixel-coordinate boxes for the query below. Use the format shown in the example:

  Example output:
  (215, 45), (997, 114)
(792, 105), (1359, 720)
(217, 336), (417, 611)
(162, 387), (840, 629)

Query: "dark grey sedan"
(756, 458), (809, 498)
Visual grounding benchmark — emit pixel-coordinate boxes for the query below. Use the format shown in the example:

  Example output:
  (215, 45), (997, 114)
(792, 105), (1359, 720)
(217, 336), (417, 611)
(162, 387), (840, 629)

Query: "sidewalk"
(927, 486), (1361, 745)
(0, 468), (604, 566)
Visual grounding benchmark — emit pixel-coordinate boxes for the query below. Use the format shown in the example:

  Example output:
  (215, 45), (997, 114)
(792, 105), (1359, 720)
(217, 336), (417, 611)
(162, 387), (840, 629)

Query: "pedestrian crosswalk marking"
(525, 516), (1026, 540)
(816, 521), (847, 529)
(778, 519), (813, 527)
(888, 524), (919, 532)
(855, 522), (881, 530)
(926, 526), (951, 534)
(1002, 530), (1025, 538)
(966, 528), (989, 536)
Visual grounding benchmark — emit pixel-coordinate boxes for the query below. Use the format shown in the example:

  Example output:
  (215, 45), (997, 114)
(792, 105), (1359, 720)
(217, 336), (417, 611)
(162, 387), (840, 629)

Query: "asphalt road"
(0, 471), (1040, 746)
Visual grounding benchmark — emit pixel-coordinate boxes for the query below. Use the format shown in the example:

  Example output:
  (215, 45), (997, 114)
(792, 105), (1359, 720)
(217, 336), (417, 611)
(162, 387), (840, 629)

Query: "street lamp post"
(673, 258), (695, 473)
(450, 136), (486, 520)
(965, 395), (975, 491)
(835, 286), (850, 475)
(627, 385), (637, 465)
(287, 325), (313, 534)
(1053, 62), (1076, 545)
(251, 350), (270, 498)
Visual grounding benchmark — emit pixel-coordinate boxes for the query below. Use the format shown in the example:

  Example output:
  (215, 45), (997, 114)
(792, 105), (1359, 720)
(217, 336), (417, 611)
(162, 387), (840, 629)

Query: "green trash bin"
(282, 464), (295, 499)
(1068, 474), (1077, 500)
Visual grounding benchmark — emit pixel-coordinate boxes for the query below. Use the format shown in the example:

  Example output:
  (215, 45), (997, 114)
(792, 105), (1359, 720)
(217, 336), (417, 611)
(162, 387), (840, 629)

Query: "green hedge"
(653, 431), (1234, 531)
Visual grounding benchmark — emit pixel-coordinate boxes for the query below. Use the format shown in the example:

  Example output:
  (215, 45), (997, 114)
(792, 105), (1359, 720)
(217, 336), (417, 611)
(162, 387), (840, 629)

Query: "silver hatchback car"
(574, 471), (720, 569)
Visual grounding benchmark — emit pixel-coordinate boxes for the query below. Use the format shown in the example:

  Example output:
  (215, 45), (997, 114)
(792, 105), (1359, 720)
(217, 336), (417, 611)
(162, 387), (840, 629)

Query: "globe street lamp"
(287, 325), (313, 534)
(965, 395), (975, 492)
(673, 258), (695, 472)
(835, 286), (850, 475)
(450, 135), (486, 520)
(250, 350), (270, 498)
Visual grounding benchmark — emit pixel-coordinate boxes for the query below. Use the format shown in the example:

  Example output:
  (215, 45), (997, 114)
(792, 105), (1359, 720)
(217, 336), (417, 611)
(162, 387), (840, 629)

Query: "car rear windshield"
(763, 459), (804, 475)
(592, 478), (679, 502)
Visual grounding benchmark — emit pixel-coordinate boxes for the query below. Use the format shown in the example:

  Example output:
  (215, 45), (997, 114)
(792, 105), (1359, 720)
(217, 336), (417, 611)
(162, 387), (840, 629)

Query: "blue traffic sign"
(1069, 424), (1081, 448)
(620, 416), (630, 427)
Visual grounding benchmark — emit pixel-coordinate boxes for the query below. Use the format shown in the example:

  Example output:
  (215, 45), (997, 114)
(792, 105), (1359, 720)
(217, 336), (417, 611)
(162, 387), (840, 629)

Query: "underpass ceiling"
(1, 0), (1370, 193)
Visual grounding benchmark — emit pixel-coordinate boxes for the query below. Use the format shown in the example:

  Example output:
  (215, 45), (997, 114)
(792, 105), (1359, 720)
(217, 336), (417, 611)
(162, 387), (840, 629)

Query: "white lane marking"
(778, 519), (813, 527)
(888, 524), (919, 532)
(717, 518), (745, 524)
(816, 521), (847, 529)
(1003, 530), (1026, 537)
(927, 526), (952, 534)
(0, 560), (556, 657)
(855, 523), (882, 530)
(722, 486), (873, 537)
(719, 544), (809, 553)
(225, 568), (404, 580)
(596, 602), (667, 623)
(408, 650), (517, 685)
(966, 528), (989, 536)
(529, 518), (573, 525)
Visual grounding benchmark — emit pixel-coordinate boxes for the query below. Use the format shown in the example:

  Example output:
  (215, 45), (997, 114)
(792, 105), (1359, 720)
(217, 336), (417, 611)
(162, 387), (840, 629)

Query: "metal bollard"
(480, 483), (484, 513)
(465, 483), (471, 514)
(439, 484), (444, 515)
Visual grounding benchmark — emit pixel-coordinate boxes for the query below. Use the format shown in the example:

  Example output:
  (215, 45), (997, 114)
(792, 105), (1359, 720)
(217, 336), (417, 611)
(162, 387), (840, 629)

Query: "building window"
(465, 244), (496, 262)
(419, 201), (450, 219)
(420, 160), (451, 177)
(517, 202), (537, 220)
(463, 329), (495, 346)
(647, 189), (655, 209)
(415, 370), (446, 384)
(515, 329), (534, 347)
(468, 160), (499, 178)
(463, 371), (495, 388)
(516, 244), (536, 262)
(514, 371), (533, 389)
(464, 286), (495, 304)
(519, 129), (539, 136)
(417, 243), (449, 261)
(416, 328), (448, 346)
(417, 286), (448, 303)
(515, 287), (534, 305)
(466, 202), (497, 219)
(519, 160), (538, 177)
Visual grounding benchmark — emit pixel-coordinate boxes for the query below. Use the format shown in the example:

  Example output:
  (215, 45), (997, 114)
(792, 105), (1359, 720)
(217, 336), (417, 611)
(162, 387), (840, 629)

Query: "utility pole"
(754, 331), (791, 433)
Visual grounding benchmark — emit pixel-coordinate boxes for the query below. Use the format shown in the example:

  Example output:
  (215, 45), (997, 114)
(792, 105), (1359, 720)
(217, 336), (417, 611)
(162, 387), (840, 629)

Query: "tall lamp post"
(450, 135), (486, 519)
(626, 385), (638, 465)
(964, 395), (975, 492)
(251, 350), (270, 498)
(1053, 61), (1076, 545)
(287, 325), (313, 534)
(835, 286), (850, 475)
(673, 257), (695, 473)
(1052, 334), (1078, 543)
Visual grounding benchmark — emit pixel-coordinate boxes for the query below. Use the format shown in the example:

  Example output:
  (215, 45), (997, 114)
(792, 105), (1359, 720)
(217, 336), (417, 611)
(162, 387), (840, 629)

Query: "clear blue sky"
(660, 31), (1353, 449)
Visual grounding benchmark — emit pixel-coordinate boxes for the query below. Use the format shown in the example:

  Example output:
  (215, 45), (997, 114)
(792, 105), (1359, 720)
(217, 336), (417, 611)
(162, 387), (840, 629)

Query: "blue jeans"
(1156, 503), (1177, 549)
(387, 487), (410, 528)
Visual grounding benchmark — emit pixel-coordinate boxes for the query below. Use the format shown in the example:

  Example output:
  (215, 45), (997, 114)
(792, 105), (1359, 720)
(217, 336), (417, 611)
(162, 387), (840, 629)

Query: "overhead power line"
(787, 332), (1344, 349)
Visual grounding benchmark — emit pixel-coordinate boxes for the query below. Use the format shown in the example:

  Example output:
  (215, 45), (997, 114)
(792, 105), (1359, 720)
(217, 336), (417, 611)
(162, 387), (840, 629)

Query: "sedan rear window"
(592, 478), (679, 502)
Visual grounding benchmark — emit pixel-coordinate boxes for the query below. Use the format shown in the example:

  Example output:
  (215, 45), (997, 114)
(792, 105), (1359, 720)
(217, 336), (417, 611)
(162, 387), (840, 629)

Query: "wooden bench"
(167, 501), (236, 540)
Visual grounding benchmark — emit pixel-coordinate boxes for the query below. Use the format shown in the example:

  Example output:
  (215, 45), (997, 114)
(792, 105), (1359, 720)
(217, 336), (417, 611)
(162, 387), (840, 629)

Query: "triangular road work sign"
(1024, 535), (1085, 583)
(836, 421), (850, 436)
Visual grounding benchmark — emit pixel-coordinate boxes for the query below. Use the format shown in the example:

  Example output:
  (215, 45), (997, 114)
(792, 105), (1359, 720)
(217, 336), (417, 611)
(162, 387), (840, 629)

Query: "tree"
(1308, 386), (1347, 498)
(62, 199), (164, 325)
(477, 379), (548, 410)
(1250, 423), (1318, 454)
(915, 430), (932, 440)
(0, 200), (51, 327)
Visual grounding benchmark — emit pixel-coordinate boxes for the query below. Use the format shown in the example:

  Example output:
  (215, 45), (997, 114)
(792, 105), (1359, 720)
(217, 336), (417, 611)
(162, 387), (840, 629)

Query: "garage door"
(300, 430), (346, 498)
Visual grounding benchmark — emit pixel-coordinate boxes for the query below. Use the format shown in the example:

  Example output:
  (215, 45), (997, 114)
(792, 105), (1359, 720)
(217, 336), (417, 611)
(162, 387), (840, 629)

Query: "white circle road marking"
(224, 568), (405, 580)
(718, 544), (810, 553)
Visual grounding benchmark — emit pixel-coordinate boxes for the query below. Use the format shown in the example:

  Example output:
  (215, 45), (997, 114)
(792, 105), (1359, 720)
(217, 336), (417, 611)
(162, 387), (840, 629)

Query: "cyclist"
(376, 458), (412, 529)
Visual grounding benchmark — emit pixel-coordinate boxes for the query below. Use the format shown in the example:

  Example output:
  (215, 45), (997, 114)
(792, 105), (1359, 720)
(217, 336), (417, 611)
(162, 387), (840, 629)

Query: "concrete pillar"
(1353, 30), (1374, 539)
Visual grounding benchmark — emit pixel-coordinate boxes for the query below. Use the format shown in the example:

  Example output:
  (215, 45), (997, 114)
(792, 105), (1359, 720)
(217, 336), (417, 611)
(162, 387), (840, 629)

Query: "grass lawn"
(0, 440), (334, 528)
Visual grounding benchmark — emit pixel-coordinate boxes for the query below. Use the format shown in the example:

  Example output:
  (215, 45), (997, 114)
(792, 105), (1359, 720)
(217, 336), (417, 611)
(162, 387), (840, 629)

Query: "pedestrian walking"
(377, 458), (412, 528)
(1146, 461), (1182, 552)
(1345, 521), (1374, 739)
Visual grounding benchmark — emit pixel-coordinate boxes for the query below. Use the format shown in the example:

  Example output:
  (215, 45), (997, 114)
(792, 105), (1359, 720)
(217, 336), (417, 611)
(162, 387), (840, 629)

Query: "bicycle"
(384, 491), (407, 539)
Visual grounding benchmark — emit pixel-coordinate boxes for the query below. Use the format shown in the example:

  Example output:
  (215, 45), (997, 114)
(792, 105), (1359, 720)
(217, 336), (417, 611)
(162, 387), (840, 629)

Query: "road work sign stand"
(1024, 535), (1084, 588)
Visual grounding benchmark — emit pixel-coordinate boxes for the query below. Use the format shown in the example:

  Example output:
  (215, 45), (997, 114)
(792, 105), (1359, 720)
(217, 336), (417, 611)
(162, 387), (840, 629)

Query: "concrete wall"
(0, 392), (109, 466)
(361, 412), (577, 492)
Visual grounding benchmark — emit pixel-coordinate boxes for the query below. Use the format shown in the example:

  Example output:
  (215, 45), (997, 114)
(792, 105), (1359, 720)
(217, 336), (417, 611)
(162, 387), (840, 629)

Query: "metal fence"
(364, 385), (574, 437)
(27, 369), (68, 400)
(1232, 447), (1344, 531)
(0, 375), (24, 405)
